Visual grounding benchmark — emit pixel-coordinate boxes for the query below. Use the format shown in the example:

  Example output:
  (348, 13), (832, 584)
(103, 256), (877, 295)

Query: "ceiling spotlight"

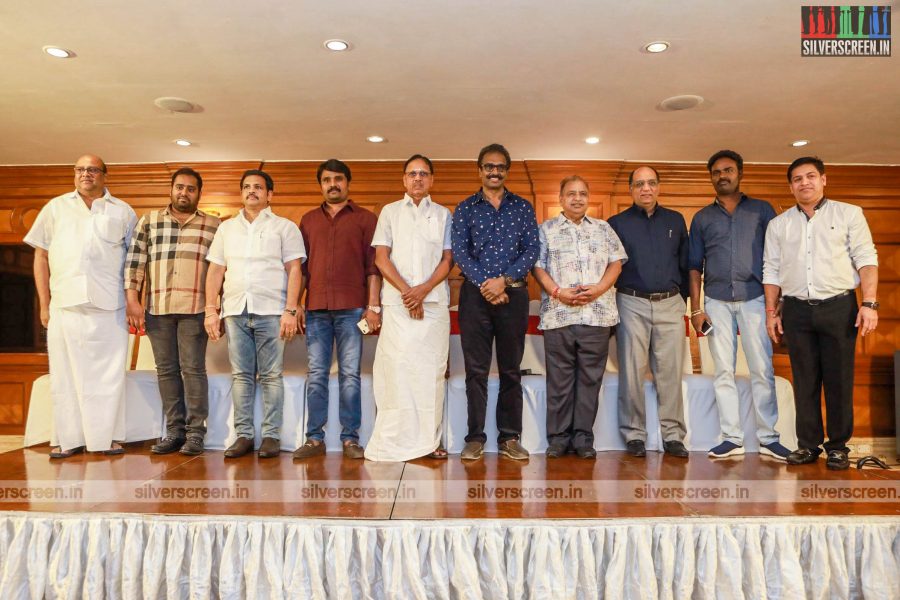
(324, 39), (351, 52)
(154, 97), (197, 113)
(791, 139), (810, 147)
(366, 135), (385, 143)
(585, 136), (601, 145)
(43, 46), (75, 59)
(643, 41), (670, 53)
(174, 139), (192, 147)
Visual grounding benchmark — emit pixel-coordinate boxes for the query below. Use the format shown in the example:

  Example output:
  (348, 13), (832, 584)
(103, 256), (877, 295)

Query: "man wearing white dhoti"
(364, 155), (453, 462)
(25, 154), (137, 458)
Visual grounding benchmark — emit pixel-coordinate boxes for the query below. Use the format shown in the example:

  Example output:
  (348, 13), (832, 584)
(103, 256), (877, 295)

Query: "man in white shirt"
(24, 154), (137, 458)
(205, 170), (305, 459)
(532, 176), (625, 459)
(364, 155), (453, 462)
(763, 156), (878, 470)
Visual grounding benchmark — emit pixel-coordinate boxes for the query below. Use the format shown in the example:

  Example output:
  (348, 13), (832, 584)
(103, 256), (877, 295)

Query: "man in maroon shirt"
(293, 159), (382, 459)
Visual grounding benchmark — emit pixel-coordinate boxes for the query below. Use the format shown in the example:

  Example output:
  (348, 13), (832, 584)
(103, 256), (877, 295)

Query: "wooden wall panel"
(0, 159), (896, 439)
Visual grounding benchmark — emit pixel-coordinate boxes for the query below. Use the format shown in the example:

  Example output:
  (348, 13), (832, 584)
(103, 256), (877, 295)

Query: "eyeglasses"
(74, 167), (104, 176)
(480, 163), (509, 173)
(405, 170), (432, 179)
(631, 179), (659, 189)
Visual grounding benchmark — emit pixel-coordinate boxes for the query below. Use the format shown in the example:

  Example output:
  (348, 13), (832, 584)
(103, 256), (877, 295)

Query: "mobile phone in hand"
(357, 318), (370, 335)
(700, 320), (714, 335)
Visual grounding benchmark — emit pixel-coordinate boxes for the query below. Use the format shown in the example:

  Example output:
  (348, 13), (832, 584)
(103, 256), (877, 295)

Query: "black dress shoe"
(664, 440), (689, 458)
(575, 446), (597, 459)
(787, 448), (820, 465)
(546, 443), (567, 458)
(826, 450), (850, 470)
(224, 437), (254, 458)
(258, 437), (281, 458)
(151, 436), (185, 455)
(179, 437), (204, 456)
(626, 440), (646, 457)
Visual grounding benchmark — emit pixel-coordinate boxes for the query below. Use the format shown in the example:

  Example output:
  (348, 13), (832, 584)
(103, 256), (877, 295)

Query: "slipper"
(102, 444), (125, 456)
(427, 446), (449, 459)
(49, 446), (84, 459)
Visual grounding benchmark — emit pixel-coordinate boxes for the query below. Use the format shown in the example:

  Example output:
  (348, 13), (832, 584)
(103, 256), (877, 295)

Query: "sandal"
(49, 446), (84, 459)
(426, 446), (448, 459)
(102, 442), (125, 456)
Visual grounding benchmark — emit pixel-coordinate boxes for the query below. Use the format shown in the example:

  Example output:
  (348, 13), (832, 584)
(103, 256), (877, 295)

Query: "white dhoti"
(48, 305), (127, 452)
(365, 304), (449, 462)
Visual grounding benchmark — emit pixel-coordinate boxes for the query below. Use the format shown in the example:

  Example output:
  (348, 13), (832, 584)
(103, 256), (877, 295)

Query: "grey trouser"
(616, 293), (686, 443)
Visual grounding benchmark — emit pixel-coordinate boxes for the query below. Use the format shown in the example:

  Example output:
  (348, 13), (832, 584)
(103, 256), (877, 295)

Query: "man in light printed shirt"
(125, 167), (220, 456)
(533, 176), (626, 458)
(205, 169), (305, 459)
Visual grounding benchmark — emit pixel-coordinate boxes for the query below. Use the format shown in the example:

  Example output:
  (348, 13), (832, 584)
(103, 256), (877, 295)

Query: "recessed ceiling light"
(43, 46), (75, 59)
(154, 97), (197, 113)
(585, 136), (601, 145)
(366, 135), (385, 143)
(658, 94), (704, 111)
(643, 41), (670, 53)
(791, 139), (809, 147)
(174, 139), (192, 147)
(324, 39), (351, 52)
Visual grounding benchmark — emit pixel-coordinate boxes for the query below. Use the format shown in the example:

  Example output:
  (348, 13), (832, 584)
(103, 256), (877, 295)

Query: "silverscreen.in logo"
(801, 6), (891, 56)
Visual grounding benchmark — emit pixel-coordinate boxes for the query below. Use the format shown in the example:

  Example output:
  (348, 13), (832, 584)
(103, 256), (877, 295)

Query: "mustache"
(328, 187), (341, 193)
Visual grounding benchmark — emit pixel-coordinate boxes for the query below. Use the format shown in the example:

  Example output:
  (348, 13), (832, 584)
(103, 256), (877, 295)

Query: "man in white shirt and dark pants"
(763, 157), (878, 470)
(25, 154), (137, 458)
(205, 170), (305, 459)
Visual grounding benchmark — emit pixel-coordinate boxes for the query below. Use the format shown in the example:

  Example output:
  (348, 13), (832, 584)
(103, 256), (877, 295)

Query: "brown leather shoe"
(498, 439), (529, 461)
(258, 437), (281, 458)
(460, 441), (484, 461)
(293, 439), (326, 460)
(224, 437), (254, 458)
(342, 440), (365, 459)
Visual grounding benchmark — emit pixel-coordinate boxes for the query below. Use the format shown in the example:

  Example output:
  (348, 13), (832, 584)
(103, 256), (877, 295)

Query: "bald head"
(73, 154), (108, 200)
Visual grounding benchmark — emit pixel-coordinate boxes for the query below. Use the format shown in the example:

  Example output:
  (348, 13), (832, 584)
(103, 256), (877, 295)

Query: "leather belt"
(784, 290), (852, 306)
(617, 287), (679, 301)
(505, 279), (527, 288)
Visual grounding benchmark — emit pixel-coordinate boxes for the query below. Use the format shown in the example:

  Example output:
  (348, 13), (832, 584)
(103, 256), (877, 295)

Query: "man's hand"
(573, 284), (602, 305)
(557, 287), (583, 306)
(409, 304), (424, 320)
(39, 307), (50, 328)
(297, 308), (306, 334)
(766, 313), (783, 344)
(126, 298), (145, 332)
(364, 308), (381, 332)
(690, 312), (709, 335)
(480, 277), (506, 302)
(856, 306), (878, 336)
(402, 284), (430, 309)
(489, 292), (509, 305)
(205, 314), (222, 341)
(280, 312), (298, 341)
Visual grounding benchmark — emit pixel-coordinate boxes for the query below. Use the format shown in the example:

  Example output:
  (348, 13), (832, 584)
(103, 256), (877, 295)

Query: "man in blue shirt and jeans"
(608, 166), (689, 459)
(451, 143), (540, 461)
(688, 150), (791, 460)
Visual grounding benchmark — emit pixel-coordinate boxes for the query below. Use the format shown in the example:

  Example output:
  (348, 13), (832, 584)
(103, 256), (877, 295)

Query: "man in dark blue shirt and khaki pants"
(609, 166), (690, 458)
(451, 143), (540, 461)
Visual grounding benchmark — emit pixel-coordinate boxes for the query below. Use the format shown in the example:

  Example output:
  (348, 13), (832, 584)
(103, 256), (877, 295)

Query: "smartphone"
(700, 320), (714, 336)
(357, 318), (370, 335)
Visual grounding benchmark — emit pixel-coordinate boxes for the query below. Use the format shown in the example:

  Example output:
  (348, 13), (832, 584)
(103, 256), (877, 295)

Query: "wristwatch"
(861, 301), (879, 310)
(366, 305), (382, 314)
(284, 308), (298, 316)
(503, 275), (516, 286)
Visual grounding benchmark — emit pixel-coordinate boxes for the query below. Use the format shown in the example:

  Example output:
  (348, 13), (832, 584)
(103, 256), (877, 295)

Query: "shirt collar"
(72, 188), (111, 206)
(320, 199), (356, 215)
(713, 193), (747, 210)
(403, 194), (432, 208)
(796, 197), (827, 219)
(163, 205), (206, 219)
(239, 205), (272, 224)
(630, 202), (659, 217)
(475, 188), (511, 205)
(560, 213), (594, 226)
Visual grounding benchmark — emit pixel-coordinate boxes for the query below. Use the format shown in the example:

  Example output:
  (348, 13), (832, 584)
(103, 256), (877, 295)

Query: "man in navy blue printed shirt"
(451, 143), (540, 461)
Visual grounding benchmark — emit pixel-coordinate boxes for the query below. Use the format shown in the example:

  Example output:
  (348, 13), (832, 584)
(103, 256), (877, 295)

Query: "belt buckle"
(649, 292), (663, 302)
(807, 298), (822, 306)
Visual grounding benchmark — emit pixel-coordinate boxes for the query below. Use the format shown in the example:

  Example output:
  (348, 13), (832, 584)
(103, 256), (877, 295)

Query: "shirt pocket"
(93, 214), (127, 244)
(259, 232), (282, 258)
(418, 217), (445, 246)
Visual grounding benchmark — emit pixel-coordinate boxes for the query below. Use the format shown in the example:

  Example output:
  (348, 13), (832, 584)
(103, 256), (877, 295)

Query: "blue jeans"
(305, 308), (363, 442)
(704, 296), (779, 445)
(224, 310), (285, 439)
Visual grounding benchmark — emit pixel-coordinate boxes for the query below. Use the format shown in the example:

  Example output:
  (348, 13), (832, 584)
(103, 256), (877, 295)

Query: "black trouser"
(458, 281), (528, 443)
(782, 293), (858, 453)
(544, 325), (610, 449)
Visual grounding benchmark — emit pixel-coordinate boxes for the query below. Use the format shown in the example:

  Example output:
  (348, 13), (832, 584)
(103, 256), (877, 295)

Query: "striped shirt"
(125, 207), (221, 315)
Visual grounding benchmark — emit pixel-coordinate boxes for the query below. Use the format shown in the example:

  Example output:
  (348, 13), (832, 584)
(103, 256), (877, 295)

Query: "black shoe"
(258, 437), (281, 458)
(626, 440), (646, 457)
(224, 437), (254, 458)
(546, 443), (567, 459)
(787, 448), (820, 465)
(826, 450), (850, 470)
(179, 437), (204, 456)
(575, 446), (597, 459)
(664, 440), (689, 458)
(151, 436), (185, 455)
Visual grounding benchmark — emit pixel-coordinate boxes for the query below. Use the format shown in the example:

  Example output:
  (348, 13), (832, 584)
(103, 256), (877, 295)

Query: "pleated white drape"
(0, 513), (897, 599)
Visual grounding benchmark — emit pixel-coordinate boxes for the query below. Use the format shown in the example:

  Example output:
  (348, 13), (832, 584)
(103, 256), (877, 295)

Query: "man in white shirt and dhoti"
(25, 154), (137, 458)
(364, 155), (453, 461)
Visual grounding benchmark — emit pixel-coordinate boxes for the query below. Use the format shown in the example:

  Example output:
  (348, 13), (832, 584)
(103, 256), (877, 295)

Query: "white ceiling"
(2, 0), (898, 165)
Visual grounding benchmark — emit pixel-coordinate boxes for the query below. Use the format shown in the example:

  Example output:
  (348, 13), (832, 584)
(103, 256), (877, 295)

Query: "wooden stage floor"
(1, 442), (897, 520)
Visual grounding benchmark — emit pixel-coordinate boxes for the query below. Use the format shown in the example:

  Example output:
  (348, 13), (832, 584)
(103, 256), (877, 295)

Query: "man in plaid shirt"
(125, 167), (221, 455)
